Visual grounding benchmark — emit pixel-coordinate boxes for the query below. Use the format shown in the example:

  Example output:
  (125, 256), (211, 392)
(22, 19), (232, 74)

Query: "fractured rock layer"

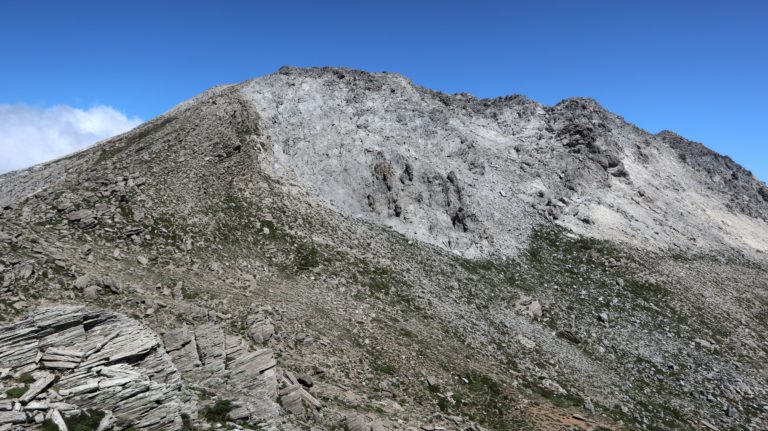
(0, 306), (183, 430)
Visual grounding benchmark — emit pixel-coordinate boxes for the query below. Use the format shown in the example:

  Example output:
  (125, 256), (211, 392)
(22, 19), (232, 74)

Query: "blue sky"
(1, 0), (766, 180)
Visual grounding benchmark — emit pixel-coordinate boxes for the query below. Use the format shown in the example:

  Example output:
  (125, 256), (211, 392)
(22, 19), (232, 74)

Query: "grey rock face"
(163, 324), (279, 422)
(241, 67), (768, 259)
(658, 130), (768, 222)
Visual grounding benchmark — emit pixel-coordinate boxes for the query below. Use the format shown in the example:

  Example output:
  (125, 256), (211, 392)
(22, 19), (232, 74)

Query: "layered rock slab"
(0, 306), (182, 430)
(163, 323), (279, 422)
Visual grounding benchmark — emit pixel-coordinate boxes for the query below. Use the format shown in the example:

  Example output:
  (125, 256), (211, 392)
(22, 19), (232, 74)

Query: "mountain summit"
(0, 67), (766, 430)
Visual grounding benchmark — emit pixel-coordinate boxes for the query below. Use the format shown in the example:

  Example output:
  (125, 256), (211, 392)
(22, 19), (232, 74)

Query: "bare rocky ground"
(0, 67), (766, 431)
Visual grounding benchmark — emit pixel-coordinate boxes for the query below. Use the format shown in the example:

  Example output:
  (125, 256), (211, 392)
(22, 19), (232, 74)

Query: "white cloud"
(0, 104), (142, 174)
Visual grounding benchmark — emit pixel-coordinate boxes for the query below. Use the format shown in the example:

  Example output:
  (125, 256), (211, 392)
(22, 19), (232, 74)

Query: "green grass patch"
(369, 357), (398, 375)
(549, 393), (584, 408)
(295, 242), (319, 270)
(5, 385), (28, 398)
(181, 287), (200, 300)
(204, 399), (233, 423)
(18, 373), (36, 384)
(624, 279), (669, 302)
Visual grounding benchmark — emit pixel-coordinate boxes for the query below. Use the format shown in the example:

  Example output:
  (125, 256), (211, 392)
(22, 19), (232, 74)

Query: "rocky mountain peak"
(238, 67), (767, 258)
(0, 67), (766, 430)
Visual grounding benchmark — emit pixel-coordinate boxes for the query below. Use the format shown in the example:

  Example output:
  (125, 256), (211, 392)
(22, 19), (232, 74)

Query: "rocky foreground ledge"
(0, 306), (306, 430)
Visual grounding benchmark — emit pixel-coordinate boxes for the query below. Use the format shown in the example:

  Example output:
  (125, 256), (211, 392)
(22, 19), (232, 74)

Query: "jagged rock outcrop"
(657, 130), (768, 222)
(163, 323), (279, 422)
(0, 306), (184, 430)
(0, 306), (281, 430)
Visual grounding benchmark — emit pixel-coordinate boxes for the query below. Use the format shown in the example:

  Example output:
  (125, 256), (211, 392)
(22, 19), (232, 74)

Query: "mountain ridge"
(0, 67), (766, 431)
(237, 66), (768, 258)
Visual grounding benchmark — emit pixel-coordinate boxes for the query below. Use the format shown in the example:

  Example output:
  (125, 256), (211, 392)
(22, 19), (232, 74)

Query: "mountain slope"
(0, 67), (766, 431)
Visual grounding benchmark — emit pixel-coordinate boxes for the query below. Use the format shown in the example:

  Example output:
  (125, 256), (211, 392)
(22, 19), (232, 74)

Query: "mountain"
(0, 66), (766, 431)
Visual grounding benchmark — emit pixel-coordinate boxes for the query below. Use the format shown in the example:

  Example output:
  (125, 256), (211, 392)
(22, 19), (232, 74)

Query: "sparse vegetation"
(64, 409), (106, 431)
(369, 356), (398, 375)
(295, 242), (319, 270)
(18, 373), (36, 384)
(204, 399), (233, 423)
(430, 371), (531, 429)
(5, 385), (28, 398)
(96, 117), (175, 163)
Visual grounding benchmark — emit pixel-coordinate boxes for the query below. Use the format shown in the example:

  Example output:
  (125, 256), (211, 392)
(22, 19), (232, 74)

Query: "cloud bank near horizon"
(0, 103), (141, 174)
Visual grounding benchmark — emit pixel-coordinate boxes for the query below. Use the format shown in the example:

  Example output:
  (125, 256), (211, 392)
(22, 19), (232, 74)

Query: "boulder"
(346, 414), (369, 431)
(66, 209), (94, 222)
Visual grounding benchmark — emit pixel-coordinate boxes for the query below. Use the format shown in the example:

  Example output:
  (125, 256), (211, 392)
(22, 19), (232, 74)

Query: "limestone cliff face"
(241, 67), (768, 258)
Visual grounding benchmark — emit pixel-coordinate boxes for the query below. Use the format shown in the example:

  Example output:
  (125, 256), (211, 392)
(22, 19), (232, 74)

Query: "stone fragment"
(280, 385), (305, 415)
(516, 335), (536, 349)
(96, 410), (116, 431)
(515, 297), (543, 318)
(584, 397), (596, 415)
(54, 198), (74, 212)
(426, 376), (438, 388)
(299, 386), (321, 410)
(0, 411), (27, 425)
(23, 400), (50, 410)
(695, 338), (715, 351)
(74, 275), (90, 290)
(557, 329), (581, 344)
(541, 378), (567, 396)
(194, 323), (226, 373)
(19, 371), (55, 403)
(66, 209), (93, 222)
(248, 322), (274, 344)
(101, 277), (121, 294)
(346, 414), (368, 431)
(47, 409), (67, 431)
(83, 286), (100, 300)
